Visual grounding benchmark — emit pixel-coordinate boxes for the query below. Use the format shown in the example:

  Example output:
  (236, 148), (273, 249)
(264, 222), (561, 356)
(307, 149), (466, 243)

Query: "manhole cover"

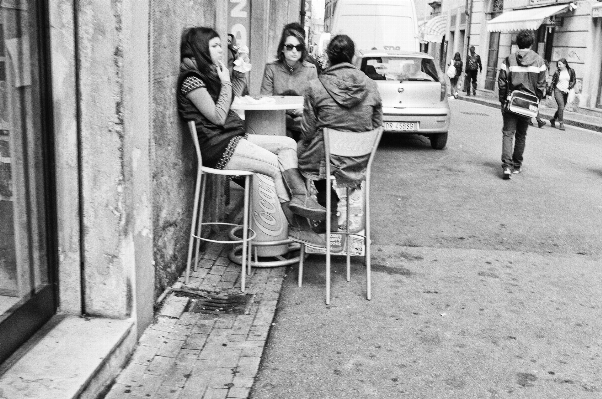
(173, 287), (253, 315)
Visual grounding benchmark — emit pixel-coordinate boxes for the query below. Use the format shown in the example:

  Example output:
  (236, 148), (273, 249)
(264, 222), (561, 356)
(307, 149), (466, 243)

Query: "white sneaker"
(503, 168), (512, 180)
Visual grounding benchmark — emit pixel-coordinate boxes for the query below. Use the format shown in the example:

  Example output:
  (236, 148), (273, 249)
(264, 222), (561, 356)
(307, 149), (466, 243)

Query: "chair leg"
(298, 244), (305, 287)
(326, 178), (331, 305)
(247, 176), (253, 276)
(241, 175), (250, 292)
(365, 178), (371, 301)
(345, 187), (351, 282)
(186, 169), (203, 285)
(194, 173), (207, 272)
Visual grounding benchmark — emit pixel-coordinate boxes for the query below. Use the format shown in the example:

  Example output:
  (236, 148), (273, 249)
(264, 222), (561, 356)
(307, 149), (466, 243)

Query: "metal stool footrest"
(193, 222), (256, 244)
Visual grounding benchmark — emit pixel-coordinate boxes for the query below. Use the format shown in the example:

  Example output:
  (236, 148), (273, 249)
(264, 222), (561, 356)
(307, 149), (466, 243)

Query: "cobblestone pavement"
(104, 238), (286, 399)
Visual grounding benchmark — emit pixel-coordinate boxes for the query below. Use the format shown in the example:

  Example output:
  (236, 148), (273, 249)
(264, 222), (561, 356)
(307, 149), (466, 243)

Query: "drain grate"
(174, 287), (253, 315)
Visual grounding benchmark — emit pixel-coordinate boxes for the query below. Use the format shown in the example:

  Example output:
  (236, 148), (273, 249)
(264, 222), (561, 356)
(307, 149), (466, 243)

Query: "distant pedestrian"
(497, 30), (547, 180)
(548, 58), (576, 131)
(465, 45), (482, 96)
(449, 52), (463, 98)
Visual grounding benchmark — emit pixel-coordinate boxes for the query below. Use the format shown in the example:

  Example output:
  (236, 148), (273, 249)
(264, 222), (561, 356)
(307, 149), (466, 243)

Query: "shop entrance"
(0, 0), (57, 364)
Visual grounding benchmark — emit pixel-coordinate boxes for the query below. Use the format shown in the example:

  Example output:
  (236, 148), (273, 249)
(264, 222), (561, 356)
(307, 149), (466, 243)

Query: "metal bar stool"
(298, 126), (384, 304)
(186, 121), (256, 292)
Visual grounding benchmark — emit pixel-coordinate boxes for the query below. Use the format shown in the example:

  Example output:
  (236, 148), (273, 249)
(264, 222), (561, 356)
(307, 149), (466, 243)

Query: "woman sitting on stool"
(177, 27), (327, 246)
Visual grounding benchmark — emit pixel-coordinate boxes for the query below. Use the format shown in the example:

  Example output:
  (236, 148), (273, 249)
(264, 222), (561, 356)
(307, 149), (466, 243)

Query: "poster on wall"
(228, 0), (250, 48)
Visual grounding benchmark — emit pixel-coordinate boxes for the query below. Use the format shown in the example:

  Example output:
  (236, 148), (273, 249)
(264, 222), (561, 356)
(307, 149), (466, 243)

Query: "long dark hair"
(453, 52), (461, 61)
(326, 34), (355, 65)
(181, 27), (221, 97)
(276, 28), (307, 64)
(557, 58), (570, 70)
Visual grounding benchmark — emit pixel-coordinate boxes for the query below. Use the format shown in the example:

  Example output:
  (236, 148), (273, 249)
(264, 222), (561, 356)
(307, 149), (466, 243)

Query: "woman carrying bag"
(548, 58), (576, 131)
(447, 52), (463, 99)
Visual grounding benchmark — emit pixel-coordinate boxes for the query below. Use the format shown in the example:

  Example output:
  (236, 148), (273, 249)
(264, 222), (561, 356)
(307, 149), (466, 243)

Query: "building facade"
(0, 0), (300, 394)
(441, 0), (602, 112)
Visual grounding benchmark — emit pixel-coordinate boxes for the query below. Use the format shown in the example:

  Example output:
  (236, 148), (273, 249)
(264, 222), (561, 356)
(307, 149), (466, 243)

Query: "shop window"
(0, 0), (57, 365)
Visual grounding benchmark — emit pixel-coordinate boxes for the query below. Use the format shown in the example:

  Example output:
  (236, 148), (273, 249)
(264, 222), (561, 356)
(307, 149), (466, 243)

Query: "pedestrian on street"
(548, 58), (576, 131)
(465, 45), (482, 96)
(298, 34), (383, 232)
(449, 52), (463, 98)
(177, 27), (327, 245)
(497, 30), (547, 180)
(260, 26), (318, 141)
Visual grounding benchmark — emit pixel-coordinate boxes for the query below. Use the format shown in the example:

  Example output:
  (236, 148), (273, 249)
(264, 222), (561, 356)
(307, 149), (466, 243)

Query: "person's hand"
(216, 61), (231, 84)
(501, 102), (507, 114)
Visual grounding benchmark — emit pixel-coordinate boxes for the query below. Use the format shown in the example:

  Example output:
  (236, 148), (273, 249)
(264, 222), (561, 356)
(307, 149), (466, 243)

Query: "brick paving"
(104, 237), (287, 399)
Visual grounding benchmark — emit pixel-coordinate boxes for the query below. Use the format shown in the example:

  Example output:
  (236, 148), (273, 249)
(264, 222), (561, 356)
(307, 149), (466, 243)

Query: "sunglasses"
(284, 44), (304, 52)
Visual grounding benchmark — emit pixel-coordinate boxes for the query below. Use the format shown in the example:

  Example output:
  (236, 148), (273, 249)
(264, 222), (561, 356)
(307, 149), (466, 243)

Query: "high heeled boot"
(282, 169), (327, 221)
(281, 202), (326, 247)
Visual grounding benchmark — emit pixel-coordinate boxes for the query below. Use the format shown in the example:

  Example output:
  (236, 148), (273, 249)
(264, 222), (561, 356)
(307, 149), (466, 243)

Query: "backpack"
(467, 55), (478, 71)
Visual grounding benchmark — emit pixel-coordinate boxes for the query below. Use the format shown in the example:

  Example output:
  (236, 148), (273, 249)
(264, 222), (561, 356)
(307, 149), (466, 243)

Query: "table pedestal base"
(228, 242), (304, 268)
(245, 110), (286, 136)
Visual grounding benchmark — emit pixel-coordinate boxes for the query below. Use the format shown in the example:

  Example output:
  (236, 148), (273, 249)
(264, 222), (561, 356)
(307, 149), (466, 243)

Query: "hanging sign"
(592, 3), (602, 18)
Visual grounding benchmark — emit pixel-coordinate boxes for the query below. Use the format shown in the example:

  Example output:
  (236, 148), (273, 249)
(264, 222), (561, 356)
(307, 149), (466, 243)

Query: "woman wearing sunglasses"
(177, 27), (328, 246)
(260, 28), (318, 141)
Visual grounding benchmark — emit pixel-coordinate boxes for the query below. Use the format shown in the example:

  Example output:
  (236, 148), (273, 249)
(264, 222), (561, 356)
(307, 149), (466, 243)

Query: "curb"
(457, 96), (602, 133)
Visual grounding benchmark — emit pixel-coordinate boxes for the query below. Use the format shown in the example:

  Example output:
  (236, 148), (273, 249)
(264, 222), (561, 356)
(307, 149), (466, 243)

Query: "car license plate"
(384, 122), (418, 132)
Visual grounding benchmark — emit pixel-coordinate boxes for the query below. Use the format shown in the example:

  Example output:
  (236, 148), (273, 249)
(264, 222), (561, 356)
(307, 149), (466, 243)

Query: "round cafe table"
(228, 96), (305, 267)
(231, 95), (303, 136)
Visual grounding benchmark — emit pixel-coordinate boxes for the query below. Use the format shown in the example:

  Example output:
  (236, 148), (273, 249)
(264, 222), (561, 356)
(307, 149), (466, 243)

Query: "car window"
(361, 57), (440, 82)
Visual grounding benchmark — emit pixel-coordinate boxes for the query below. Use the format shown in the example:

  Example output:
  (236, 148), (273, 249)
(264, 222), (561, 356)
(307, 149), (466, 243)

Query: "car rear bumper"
(383, 107), (450, 133)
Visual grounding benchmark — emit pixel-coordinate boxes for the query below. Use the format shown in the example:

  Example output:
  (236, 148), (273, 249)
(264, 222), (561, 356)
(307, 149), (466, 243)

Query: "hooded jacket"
(298, 62), (382, 185)
(498, 49), (547, 103)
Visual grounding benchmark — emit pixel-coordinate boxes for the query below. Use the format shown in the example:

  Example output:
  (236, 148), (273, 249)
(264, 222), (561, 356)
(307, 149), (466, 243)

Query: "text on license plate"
(384, 122), (418, 131)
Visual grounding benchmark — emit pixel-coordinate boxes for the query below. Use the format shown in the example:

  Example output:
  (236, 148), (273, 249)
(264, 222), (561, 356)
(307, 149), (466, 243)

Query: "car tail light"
(440, 80), (447, 101)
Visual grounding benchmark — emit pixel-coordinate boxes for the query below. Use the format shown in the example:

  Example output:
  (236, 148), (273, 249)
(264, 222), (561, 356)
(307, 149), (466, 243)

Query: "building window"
(0, 0), (57, 364)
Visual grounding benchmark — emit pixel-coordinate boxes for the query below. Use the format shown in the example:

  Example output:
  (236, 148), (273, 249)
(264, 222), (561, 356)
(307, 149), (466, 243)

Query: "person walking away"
(260, 27), (318, 141)
(298, 34), (383, 232)
(465, 45), (482, 96)
(548, 58), (576, 131)
(449, 52), (463, 98)
(177, 27), (327, 246)
(497, 30), (546, 180)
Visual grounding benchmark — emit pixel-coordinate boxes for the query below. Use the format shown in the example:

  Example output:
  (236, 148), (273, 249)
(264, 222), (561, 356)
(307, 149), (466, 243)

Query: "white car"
(355, 50), (451, 149)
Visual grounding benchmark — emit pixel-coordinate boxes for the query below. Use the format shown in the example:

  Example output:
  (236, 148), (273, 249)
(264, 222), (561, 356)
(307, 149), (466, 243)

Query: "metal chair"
(186, 121), (256, 292)
(298, 126), (384, 304)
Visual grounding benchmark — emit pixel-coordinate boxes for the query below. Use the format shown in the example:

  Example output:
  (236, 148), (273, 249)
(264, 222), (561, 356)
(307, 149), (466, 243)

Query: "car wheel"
(430, 133), (448, 150)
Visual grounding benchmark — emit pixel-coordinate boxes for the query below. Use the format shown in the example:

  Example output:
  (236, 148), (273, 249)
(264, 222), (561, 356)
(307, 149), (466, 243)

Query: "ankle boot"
(281, 203), (326, 247)
(282, 169), (327, 221)
(536, 118), (546, 128)
(312, 211), (339, 234)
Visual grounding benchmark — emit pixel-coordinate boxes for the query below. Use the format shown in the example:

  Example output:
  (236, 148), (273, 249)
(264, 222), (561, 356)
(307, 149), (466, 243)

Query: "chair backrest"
(323, 126), (384, 178)
(188, 121), (203, 165)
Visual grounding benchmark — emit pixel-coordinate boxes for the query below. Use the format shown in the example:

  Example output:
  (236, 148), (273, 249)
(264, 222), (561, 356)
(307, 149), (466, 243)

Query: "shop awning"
(419, 15), (447, 43)
(487, 4), (571, 32)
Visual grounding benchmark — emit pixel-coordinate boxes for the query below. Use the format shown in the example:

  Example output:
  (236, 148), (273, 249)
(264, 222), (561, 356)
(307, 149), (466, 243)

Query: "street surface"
(250, 100), (602, 398)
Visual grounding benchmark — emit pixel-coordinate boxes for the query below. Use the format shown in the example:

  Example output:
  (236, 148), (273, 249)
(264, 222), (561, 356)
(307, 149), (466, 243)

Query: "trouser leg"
(512, 117), (529, 169)
(501, 112), (518, 169)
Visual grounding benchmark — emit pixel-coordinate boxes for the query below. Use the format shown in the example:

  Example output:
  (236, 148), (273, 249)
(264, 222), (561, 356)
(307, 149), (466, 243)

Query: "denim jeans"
(553, 88), (568, 122)
(224, 135), (297, 202)
(501, 111), (529, 170)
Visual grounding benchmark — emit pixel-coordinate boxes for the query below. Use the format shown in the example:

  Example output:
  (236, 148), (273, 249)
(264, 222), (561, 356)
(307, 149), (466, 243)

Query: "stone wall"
(150, 1), (219, 298)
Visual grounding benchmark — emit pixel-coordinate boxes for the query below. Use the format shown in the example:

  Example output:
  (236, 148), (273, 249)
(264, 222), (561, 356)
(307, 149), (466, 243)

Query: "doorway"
(0, 0), (57, 364)
(485, 32), (500, 91)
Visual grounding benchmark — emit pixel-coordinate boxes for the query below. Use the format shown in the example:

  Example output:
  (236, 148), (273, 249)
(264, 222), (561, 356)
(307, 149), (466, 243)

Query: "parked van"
(324, 0), (419, 52)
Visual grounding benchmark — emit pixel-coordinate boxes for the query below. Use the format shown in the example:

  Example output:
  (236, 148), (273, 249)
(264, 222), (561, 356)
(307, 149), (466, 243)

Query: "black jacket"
(549, 67), (576, 92)
(498, 49), (547, 102)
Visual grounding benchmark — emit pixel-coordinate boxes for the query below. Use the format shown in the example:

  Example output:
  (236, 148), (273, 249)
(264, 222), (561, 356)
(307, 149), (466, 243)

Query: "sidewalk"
(456, 90), (602, 133)
(103, 191), (286, 399)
